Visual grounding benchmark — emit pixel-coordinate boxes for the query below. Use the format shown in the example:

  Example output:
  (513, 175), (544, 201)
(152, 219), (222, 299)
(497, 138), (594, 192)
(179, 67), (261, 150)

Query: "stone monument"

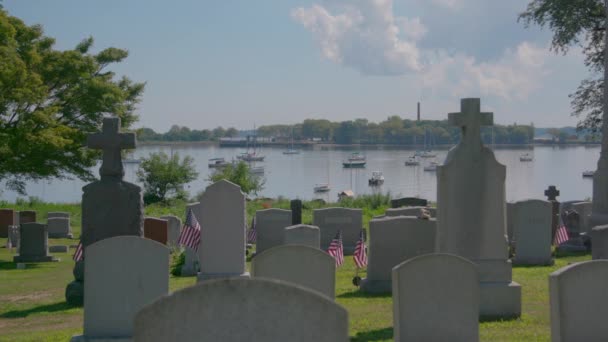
(65, 117), (144, 306)
(291, 199), (302, 225)
(544, 185), (560, 240)
(13, 223), (58, 262)
(436, 98), (521, 319)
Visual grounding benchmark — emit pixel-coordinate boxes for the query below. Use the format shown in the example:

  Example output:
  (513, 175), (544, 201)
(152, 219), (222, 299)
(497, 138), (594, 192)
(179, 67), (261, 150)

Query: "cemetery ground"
(0, 199), (590, 341)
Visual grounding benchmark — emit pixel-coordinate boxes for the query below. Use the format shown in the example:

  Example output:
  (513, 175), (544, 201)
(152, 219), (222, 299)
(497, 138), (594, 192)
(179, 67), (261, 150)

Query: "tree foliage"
(519, 0), (605, 132)
(0, 9), (144, 193)
(136, 152), (198, 204)
(208, 161), (264, 195)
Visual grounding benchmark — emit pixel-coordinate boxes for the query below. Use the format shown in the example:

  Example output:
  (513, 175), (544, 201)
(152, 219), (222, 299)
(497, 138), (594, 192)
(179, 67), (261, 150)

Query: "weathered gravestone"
(313, 207), (362, 254)
(291, 199), (303, 225)
(545, 185), (561, 241)
(391, 197), (427, 208)
(179, 204), (200, 277)
(550, 260), (608, 342)
(47, 217), (73, 239)
(8, 225), (19, 251)
(591, 225), (608, 260)
(191, 180), (248, 281)
(47, 212), (70, 219)
(71, 236), (169, 342)
(49, 245), (69, 253)
(392, 254), (479, 342)
(159, 215), (182, 247)
(511, 199), (553, 266)
(19, 210), (36, 224)
(133, 278), (349, 342)
(361, 216), (436, 293)
(571, 201), (593, 234)
(143, 217), (168, 245)
(385, 206), (436, 218)
(13, 223), (57, 262)
(436, 98), (521, 319)
(557, 203), (590, 253)
(284, 224), (320, 249)
(255, 209), (292, 254)
(0, 208), (15, 238)
(252, 245), (335, 299)
(65, 117), (144, 306)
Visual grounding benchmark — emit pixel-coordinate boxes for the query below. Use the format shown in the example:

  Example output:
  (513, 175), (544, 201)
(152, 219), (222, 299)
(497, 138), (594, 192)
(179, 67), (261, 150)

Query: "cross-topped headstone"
(87, 117), (136, 179)
(449, 98), (493, 157)
(545, 185), (560, 201)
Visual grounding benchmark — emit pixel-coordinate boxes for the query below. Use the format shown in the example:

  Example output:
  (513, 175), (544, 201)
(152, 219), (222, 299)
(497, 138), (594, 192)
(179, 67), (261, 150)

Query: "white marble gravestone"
(550, 260), (608, 342)
(283, 224), (320, 249)
(361, 216), (436, 293)
(47, 212), (70, 219)
(47, 217), (73, 239)
(392, 253), (479, 342)
(511, 199), (553, 265)
(159, 215), (182, 247)
(252, 245), (335, 299)
(313, 207), (362, 254)
(255, 208), (292, 254)
(133, 278), (349, 342)
(591, 225), (608, 260)
(192, 180), (248, 281)
(71, 236), (169, 342)
(436, 98), (521, 319)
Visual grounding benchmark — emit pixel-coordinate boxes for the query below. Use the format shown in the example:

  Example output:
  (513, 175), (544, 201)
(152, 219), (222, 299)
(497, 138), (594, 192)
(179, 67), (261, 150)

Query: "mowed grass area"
(0, 200), (592, 341)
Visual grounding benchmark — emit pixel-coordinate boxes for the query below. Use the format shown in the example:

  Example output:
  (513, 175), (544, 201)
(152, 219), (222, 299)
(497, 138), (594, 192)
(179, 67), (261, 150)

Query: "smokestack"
(417, 102), (420, 122)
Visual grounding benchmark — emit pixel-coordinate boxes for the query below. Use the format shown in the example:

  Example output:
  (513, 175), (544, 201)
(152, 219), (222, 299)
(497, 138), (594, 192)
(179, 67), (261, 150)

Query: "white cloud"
(291, 0), (424, 75)
(428, 0), (463, 10)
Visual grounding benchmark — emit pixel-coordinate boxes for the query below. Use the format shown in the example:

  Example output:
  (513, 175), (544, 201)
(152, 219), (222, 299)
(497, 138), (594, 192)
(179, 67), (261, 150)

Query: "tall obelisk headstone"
(436, 98), (521, 319)
(65, 117), (143, 306)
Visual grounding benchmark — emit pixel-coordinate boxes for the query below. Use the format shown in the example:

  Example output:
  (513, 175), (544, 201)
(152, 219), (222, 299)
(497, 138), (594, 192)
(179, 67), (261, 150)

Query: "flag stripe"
(178, 209), (202, 252)
(553, 225), (569, 246)
(327, 230), (344, 267)
(353, 229), (367, 268)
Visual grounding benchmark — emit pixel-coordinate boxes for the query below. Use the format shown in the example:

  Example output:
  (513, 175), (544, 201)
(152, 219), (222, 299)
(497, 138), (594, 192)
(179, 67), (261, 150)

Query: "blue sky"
(6, 0), (590, 131)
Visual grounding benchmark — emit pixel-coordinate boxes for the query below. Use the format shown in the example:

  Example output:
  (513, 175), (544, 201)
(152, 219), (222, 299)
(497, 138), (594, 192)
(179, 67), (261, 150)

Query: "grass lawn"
(0, 200), (592, 341)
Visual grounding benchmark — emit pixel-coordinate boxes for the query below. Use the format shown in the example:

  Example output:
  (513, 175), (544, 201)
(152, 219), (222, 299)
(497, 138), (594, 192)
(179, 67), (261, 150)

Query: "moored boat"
(368, 171), (384, 186)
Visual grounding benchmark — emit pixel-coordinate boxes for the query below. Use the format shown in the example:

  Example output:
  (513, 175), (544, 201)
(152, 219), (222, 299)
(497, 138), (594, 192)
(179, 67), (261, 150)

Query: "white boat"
(314, 183), (331, 192)
(405, 156), (420, 166)
(282, 149), (300, 155)
(583, 170), (595, 178)
(520, 153), (533, 162)
(368, 171), (384, 186)
(418, 150), (436, 158)
(423, 162), (438, 172)
(237, 152), (265, 162)
(347, 152), (366, 162)
(343, 160), (366, 168)
(208, 157), (229, 168)
(338, 189), (355, 200)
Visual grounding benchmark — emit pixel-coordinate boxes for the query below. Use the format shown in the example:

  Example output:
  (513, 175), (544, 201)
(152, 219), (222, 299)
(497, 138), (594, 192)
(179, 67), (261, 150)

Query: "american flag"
(247, 216), (257, 243)
(73, 241), (84, 262)
(353, 229), (367, 268)
(327, 230), (344, 267)
(554, 224), (569, 246)
(178, 209), (201, 251)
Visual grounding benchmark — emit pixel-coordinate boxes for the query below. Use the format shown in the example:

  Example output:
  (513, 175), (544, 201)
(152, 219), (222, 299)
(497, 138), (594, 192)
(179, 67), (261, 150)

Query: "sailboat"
(419, 128), (436, 158)
(314, 159), (331, 192)
(237, 125), (265, 162)
(283, 127), (300, 155)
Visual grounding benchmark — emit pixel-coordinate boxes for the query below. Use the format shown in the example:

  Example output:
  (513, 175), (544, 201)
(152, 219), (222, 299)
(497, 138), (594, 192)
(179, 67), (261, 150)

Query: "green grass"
(0, 199), (590, 341)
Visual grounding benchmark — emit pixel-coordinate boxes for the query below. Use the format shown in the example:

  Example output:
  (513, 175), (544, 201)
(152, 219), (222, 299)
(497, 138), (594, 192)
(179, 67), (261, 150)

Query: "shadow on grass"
(0, 261), (42, 271)
(1, 301), (77, 318)
(351, 327), (393, 341)
(337, 290), (391, 299)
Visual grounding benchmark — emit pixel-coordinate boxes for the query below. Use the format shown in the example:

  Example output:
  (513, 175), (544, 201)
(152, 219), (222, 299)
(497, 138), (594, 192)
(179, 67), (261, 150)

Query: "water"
(1, 145), (600, 203)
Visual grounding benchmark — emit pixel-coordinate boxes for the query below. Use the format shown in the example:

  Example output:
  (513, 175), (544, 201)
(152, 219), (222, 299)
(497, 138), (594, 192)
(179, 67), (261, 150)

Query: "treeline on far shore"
(136, 117), (599, 145)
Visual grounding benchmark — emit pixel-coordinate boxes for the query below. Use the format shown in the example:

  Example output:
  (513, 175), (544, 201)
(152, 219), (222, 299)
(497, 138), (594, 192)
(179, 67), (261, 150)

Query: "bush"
(170, 250), (186, 277)
(137, 152), (198, 204)
(208, 161), (264, 195)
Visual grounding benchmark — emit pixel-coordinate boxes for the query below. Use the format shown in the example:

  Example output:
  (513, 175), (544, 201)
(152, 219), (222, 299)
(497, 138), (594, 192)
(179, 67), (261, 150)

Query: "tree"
(208, 161), (264, 195)
(136, 152), (198, 204)
(519, 0), (605, 131)
(0, 9), (145, 193)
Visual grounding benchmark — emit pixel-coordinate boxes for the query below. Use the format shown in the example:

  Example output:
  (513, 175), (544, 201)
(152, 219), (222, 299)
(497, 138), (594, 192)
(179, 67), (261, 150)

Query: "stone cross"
(87, 117), (136, 179)
(545, 185), (560, 201)
(448, 98), (493, 157)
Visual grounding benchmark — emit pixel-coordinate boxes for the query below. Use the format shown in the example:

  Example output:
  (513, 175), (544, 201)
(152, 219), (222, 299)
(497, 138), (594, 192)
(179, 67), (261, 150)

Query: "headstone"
(133, 278), (349, 342)
(159, 215), (182, 247)
(252, 245), (335, 299)
(392, 254), (479, 342)
(144, 217), (168, 245)
(545, 185), (561, 241)
(510, 199), (553, 265)
(47, 217), (74, 239)
(19, 210), (36, 224)
(47, 212), (70, 219)
(436, 98), (521, 319)
(506, 202), (515, 247)
(361, 216), (436, 293)
(284, 224), (320, 249)
(557, 206), (590, 253)
(71, 236), (169, 342)
(255, 209), (292, 254)
(65, 117), (143, 306)
(49, 245), (69, 253)
(0, 208), (15, 238)
(550, 260), (608, 341)
(572, 201), (593, 233)
(391, 197), (428, 208)
(8, 225), (19, 251)
(179, 204), (200, 276)
(313, 208), (362, 254)
(192, 180), (248, 282)
(385, 207), (436, 218)
(591, 225), (608, 259)
(13, 223), (57, 262)
(291, 199), (303, 225)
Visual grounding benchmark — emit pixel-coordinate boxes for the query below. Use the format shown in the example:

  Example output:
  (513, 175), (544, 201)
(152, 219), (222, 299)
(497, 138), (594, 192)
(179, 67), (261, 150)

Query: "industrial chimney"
(417, 102), (420, 122)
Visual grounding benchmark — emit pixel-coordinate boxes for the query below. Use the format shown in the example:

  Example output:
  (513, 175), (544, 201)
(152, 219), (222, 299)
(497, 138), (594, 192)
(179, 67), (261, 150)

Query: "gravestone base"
(70, 335), (132, 342)
(49, 232), (74, 239)
(513, 257), (554, 266)
(556, 236), (590, 254)
(360, 278), (391, 293)
(479, 281), (521, 320)
(197, 272), (250, 283)
(13, 255), (57, 262)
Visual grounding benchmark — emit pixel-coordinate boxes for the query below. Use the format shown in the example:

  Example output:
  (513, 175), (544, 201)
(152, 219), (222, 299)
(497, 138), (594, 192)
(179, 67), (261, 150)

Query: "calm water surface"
(1, 145), (600, 203)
